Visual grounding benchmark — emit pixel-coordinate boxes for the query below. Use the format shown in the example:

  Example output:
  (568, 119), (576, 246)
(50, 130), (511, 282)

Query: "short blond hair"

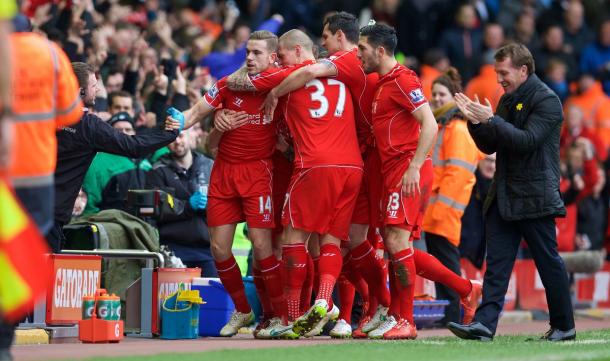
(249, 30), (278, 52)
(279, 29), (314, 53)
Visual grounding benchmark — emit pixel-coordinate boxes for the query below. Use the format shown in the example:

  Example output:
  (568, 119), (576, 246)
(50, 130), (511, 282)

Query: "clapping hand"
(454, 93), (494, 124)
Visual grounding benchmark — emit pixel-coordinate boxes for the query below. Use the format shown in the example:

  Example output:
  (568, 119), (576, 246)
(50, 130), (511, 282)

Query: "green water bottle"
(96, 295), (112, 320)
(82, 295), (95, 320)
(108, 294), (121, 321)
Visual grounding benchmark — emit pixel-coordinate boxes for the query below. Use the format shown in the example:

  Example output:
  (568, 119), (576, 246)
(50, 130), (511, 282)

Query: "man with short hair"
(48, 62), (179, 252)
(106, 70), (125, 93)
(169, 31), (293, 339)
(358, 23), (438, 339)
(449, 43), (576, 342)
(108, 90), (134, 117)
(147, 129), (216, 276)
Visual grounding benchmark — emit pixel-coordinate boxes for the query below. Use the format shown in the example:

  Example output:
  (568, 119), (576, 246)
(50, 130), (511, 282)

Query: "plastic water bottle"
(197, 173), (208, 196)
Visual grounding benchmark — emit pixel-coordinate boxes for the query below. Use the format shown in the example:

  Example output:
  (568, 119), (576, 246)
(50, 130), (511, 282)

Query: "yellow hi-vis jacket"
(423, 103), (482, 246)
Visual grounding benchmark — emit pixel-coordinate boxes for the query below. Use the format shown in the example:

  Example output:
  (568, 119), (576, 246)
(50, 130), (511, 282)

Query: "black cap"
(108, 112), (135, 128)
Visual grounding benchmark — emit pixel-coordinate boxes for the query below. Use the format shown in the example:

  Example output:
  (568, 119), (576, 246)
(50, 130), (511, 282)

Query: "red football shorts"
(351, 147), (383, 228)
(207, 158), (275, 228)
(382, 157), (433, 239)
(282, 165), (363, 241)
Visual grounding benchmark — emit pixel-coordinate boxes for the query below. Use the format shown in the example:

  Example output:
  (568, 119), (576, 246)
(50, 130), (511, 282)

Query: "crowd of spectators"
(16, 0), (610, 274)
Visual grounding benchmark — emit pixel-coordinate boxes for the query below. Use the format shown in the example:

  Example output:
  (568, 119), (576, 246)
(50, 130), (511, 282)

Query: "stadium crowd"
(1, 0), (610, 355)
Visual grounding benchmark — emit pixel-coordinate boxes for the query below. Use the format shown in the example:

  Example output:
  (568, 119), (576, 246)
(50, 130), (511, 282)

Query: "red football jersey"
(372, 63), (428, 174)
(324, 49), (378, 148)
(283, 77), (362, 168)
(204, 77), (275, 163)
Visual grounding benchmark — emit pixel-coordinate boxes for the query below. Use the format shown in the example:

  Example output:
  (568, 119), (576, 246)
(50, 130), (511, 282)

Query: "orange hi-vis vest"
(8, 33), (82, 188)
(423, 105), (481, 246)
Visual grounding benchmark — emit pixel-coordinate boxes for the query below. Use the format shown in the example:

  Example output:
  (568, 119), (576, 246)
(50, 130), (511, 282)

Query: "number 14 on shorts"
(259, 195), (272, 222)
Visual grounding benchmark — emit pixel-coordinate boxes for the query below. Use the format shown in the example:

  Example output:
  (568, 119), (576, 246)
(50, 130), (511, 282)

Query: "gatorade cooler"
(79, 289), (124, 343)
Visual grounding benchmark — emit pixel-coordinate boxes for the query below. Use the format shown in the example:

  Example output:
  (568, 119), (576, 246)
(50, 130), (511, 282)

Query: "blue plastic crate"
(192, 279), (233, 337)
(413, 299), (450, 329)
(192, 277), (262, 336)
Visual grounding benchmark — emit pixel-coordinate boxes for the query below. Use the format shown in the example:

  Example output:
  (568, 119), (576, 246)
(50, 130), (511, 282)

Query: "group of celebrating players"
(166, 11), (482, 340)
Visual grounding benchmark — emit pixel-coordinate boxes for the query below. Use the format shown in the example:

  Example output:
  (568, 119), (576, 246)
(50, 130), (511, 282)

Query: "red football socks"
(258, 255), (288, 323)
(391, 248), (416, 324)
(282, 243), (308, 320)
(317, 243), (342, 306)
(413, 248), (471, 298)
(351, 240), (390, 307)
(300, 252), (315, 313)
(388, 262), (400, 318)
(252, 265), (273, 320)
(344, 255), (370, 316)
(215, 255), (251, 314)
(337, 270), (355, 323)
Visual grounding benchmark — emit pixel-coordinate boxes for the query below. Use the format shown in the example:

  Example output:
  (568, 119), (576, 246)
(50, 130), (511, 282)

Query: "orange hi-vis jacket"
(423, 103), (481, 246)
(8, 33), (82, 188)
(564, 82), (610, 151)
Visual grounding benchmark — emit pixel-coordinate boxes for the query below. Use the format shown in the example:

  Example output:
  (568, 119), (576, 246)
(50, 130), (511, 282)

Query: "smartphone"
(161, 58), (177, 80)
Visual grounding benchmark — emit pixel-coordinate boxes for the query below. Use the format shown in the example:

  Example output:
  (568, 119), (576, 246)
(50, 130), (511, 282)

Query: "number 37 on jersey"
(305, 79), (346, 119)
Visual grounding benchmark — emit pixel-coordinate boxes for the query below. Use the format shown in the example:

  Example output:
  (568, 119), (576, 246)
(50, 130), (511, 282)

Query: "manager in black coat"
(448, 43), (575, 342)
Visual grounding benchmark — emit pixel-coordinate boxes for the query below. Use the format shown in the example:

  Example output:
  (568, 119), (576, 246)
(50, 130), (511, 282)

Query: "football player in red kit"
(357, 23), (438, 340)
(166, 31), (295, 339)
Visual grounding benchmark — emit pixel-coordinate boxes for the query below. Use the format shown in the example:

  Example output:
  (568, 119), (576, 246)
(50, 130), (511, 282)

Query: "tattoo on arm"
(319, 59), (336, 70)
(227, 66), (257, 92)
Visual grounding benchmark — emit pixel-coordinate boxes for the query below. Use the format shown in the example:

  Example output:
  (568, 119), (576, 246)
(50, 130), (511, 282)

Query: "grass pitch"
(70, 328), (610, 361)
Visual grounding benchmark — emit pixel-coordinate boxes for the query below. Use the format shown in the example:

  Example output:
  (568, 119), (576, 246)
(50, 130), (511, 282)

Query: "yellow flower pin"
(516, 103), (523, 111)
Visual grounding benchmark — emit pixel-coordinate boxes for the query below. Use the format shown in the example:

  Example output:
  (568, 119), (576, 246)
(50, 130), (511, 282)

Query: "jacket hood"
(433, 102), (463, 125)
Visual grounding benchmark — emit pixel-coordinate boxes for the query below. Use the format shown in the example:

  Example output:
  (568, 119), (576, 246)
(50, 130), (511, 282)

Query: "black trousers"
(475, 202), (575, 333)
(426, 233), (462, 324)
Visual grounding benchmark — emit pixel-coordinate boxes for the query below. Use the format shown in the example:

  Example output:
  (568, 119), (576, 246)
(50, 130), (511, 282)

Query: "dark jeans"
(15, 185), (54, 236)
(475, 202), (575, 333)
(426, 232), (462, 324)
